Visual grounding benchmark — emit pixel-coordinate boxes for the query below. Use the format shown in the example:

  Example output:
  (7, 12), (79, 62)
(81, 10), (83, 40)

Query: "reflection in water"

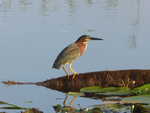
(103, 0), (119, 18)
(0, 0), (11, 12)
(53, 103), (132, 113)
(40, 0), (58, 16)
(63, 95), (78, 106)
(129, 36), (137, 48)
(0, 0), (12, 21)
(85, 0), (94, 6)
(86, 29), (96, 33)
(19, 0), (32, 11)
(41, 0), (50, 16)
(41, 0), (51, 16)
(66, 0), (76, 16)
(129, 0), (141, 48)
(133, 0), (140, 25)
(105, 0), (119, 8)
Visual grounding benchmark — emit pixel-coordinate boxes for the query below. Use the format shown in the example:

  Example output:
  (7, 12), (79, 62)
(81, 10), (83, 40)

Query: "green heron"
(52, 35), (103, 79)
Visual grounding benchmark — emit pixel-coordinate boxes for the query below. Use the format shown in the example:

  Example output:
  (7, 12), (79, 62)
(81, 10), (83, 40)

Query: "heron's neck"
(76, 41), (88, 56)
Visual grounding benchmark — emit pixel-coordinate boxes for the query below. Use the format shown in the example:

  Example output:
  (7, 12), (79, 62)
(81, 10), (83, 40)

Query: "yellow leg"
(63, 95), (78, 106)
(63, 95), (69, 106)
(69, 64), (78, 79)
(70, 96), (78, 105)
(62, 66), (70, 79)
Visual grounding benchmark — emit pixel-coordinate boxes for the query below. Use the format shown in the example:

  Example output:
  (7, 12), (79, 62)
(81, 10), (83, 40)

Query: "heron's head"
(75, 35), (103, 43)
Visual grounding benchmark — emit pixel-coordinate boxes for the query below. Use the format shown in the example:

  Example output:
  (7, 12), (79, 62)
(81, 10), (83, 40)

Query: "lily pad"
(80, 84), (150, 98)
(80, 86), (132, 96)
(0, 101), (8, 105)
(22, 108), (43, 113)
(67, 92), (84, 96)
(132, 84), (150, 95)
(80, 86), (103, 93)
(122, 95), (150, 104)
(0, 100), (27, 110)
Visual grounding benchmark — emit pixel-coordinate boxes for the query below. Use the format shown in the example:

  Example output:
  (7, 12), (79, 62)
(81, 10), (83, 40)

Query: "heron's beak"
(89, 37), (103, 40)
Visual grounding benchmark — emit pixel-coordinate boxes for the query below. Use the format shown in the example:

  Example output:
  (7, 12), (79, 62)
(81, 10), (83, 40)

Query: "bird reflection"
(63, 95), (78, 106)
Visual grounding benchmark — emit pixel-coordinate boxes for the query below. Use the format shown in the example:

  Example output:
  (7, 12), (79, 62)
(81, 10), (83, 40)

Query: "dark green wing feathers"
(52, 43), (80, 69)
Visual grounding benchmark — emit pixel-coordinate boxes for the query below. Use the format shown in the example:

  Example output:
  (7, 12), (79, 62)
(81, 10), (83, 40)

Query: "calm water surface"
(0, 0), (150, 112)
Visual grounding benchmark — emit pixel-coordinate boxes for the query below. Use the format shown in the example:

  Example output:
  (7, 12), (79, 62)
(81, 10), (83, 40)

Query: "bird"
(52, 35), (103, 79)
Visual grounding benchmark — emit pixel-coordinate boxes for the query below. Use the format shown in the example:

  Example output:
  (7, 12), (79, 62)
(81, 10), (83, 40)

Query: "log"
(36, 69), (150, 92)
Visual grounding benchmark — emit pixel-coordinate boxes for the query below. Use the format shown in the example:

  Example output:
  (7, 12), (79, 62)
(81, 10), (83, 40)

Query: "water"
(0, 0), (150, 112)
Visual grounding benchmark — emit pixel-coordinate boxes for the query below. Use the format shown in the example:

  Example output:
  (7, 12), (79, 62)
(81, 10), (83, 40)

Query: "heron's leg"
(63, 95), (69, 106)
(69, 63), (78, 79)
(62, 66), (70, 79)
(70, 96), (78, 105)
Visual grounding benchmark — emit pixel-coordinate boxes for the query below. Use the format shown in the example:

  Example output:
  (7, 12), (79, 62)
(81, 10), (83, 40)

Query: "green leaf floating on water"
(80, 84), (150, 96)
(80, 86), (132, 96)
(122, 95), (150, 104)
(67, 92), (84, 96)
(132, 84), (150, 95)
(0, 100), (27, 110)
(0, 101), (9, 104)
(0, 106), (27, 110)
(80, 86), (102, 93)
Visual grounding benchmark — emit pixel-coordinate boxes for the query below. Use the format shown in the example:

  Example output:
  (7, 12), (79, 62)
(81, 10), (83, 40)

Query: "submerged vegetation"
(0, 101), (42, 113)
(0, 101), (27, 110)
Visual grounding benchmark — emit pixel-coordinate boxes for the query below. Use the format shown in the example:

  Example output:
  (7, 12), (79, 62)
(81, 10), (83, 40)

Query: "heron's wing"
(52, 43), (80, 69)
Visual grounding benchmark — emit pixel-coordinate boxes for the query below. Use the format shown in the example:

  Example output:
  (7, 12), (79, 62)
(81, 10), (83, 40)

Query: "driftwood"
(3, 69), (150, 93)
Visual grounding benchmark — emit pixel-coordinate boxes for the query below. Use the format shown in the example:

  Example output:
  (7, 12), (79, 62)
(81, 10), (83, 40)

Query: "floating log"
(36, 69), (150, 92)
(3, 69), (150, 93)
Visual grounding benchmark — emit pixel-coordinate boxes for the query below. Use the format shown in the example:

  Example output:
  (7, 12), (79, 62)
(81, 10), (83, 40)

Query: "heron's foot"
(72, 72), (79, 80)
